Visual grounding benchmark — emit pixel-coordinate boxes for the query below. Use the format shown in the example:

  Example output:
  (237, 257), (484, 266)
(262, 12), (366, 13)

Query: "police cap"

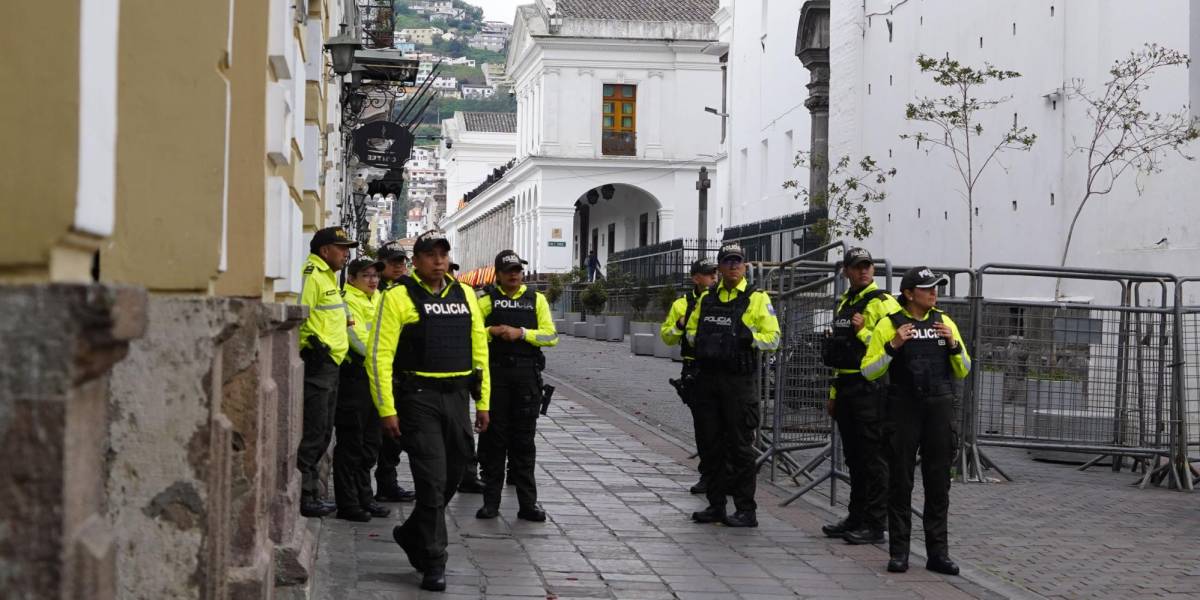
(717, 243), (745, 262)
(900, 266), (949, 290)
(413, 229), (451, 255)
(494, 249), (528, 272)
(347, 256), (384, 277)
(844, 247), (873, 267)
(309, 226), (358, 253)
(378, 240), (408, 263)
(690, 258), (718, 275)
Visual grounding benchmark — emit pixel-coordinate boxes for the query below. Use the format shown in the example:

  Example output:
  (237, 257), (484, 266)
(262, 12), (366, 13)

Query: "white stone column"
(576, 68), (595, 157)
(542, 68), (560, 155)
(645, 70), (664, 159)
(657, 208), (676, 241)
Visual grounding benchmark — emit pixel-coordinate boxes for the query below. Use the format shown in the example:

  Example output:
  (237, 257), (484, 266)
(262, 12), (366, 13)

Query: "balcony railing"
(601, 131), (636, 156)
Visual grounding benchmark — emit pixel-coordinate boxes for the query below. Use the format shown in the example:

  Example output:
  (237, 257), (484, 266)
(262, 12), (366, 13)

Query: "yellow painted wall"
(103, 0), (232, 291)
(0, 1), (83, 281)
(215, 0), (271, 298)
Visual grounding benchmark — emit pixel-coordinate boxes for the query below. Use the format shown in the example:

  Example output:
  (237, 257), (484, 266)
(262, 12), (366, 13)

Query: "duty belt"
(405, 373), (471, 392)
(490, 354), (540, 368)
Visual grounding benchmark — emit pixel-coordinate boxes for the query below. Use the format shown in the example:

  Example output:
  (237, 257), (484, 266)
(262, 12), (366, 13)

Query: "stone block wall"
(0, 284), (147, 600)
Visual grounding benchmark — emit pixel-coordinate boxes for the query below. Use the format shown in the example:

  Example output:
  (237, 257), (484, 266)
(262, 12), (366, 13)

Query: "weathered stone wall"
(106, 297), (311, 600)
(0, 284), (147, 600)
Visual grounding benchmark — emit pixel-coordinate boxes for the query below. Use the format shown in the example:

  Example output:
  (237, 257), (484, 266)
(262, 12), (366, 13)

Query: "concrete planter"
(571, 322), (590, 337)
(590, 322), (606, 339)
(629, 321), (657, 353)
(553, 319), (567, 335)
(632, 333), (656, 355)
(564, 312), (581, 324)
(586, 314), (606, 325)
(1023, 378), (1086, 439)
(604, 316), (626, 341)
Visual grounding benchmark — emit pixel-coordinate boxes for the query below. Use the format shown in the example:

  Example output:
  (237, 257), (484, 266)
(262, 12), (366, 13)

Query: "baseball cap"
(412, 229), (451, 254)
(378, 240), (407, 263)
(494, 249), (528, 272)
(690, 258), (718, 275)
(717, 243), (745, 262)
(347, 256), (384, 277)
(844, 247), (873, 267)
(309, 226), (358, 253)
(900, 266), (949, 290)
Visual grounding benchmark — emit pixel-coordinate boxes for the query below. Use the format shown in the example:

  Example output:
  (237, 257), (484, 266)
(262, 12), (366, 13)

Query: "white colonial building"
(442, 0), (724, 274)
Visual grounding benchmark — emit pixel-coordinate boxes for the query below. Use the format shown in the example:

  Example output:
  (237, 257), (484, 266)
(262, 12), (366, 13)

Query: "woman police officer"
(860, 266), (971, 575)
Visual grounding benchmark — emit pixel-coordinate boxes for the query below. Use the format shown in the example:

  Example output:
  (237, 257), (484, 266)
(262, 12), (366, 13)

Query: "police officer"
(686, 243), (780, 528)
(297, 226), (358, 517)
(475, 250), (558, 521)
(373, 241), (416, 503)
(661, 257), (719, 494)
(861, 266), (970, 575)
(332, 257), (393, 522)
(367, 229), (490, 592)
(821, 248), (900, 544)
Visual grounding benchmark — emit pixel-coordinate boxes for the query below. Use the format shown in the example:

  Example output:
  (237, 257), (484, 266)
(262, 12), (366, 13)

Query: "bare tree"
(1059, 44), (1199, 281)
(901, 55), (1037, 267)
(784, 152), (896, 241)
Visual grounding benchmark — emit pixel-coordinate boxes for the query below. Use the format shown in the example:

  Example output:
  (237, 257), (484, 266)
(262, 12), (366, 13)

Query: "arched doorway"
(571, 183), (662, 276)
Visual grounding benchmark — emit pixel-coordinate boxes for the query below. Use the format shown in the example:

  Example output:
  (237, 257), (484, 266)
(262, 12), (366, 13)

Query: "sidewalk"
(310, 370), (994, 599)
(543, 335), (1200, 600)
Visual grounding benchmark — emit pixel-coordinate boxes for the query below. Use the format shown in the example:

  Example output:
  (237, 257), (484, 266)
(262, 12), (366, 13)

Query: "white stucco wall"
(825, 0), (1200, 302)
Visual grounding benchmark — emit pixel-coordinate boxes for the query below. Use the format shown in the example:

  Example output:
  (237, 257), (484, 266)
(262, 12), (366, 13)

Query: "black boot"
(691, 505), (726, 523)
(336, 507), (372, 522)
(476, 504), (499, 519)
(457, 475), (486, 494)
(688, 480), (708, 495)
(375, 485), (415, 502)
(842, 525), (885, 545)
(887, 553), (909, 573)
(364, 501), (391, 518)
(300, 496), (335, 518)
(420, 565), (447, 591)
(926, 555), (960, 576)
(722, 510), (758, 528)
(821, 518), (857, 538)
(517, 505), (547, 522)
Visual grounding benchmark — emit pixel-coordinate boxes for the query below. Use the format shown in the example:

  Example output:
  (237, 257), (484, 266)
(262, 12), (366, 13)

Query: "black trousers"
(375, 435), (404, 493)
(396, 377), (473, 569)
(680, 361), (715, 487)
(887, 390), (954, 558)
(694, 371), (760, 512)
(834, 375), (888, 531)
(333, 359), (381, 510)
(298, 349), (340, 498)
(478, 364), (541, 509)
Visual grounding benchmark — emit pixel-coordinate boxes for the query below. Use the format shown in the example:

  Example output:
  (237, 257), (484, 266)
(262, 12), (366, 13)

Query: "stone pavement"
(310, 369), (1000, 599)
(544, 335), (1200, 600)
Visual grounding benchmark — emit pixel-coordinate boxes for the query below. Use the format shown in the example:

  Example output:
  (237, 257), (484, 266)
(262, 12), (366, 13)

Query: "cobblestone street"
(309, 334), (1200, 599)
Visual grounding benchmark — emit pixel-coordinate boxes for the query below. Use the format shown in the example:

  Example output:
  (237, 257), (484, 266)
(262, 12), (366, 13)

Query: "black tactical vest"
(822, 288), (888, 369)
(394, 277), (473, 373)
(694, 283), (757, 374)
(485, 286), (540, 359)
(679, 288), (701, 360)
(887, 310), (952, 394)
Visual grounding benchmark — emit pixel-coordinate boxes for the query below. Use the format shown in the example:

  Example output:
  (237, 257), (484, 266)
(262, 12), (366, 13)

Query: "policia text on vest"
(820, 248), (902, 545)
(475, 248), (558, 522)
(861, 266), (971, 576)
(684, 243), (780, 529)
(366, 229), (490, 592)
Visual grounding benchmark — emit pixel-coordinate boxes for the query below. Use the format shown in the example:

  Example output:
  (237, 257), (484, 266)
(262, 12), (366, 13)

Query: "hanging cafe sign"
(352, 120), (414, 169)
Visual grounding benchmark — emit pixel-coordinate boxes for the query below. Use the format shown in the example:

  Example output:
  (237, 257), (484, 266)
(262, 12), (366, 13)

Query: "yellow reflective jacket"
(476, 284), (559, 348)
(367, 274), (491, 417)
(343, 284), (378, 360)
(299, 254), (349, 364)
(661, 288), (702, 358)
(860, 306), (971, 383)
(829, 283), (901, 399)
(685, 278), (781, 352)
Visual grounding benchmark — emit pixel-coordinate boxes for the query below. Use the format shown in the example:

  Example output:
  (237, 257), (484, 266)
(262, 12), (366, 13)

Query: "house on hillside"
(461, 85), (496, 99)
(441, 0), (723, 275)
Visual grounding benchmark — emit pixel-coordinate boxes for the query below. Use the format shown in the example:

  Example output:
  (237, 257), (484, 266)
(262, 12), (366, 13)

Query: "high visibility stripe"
(960, 353), (972, 373)
(753, 337), (780, 351)
(369, 295), (388, 413)
(314, 303), (347, 310)
(862, 354), (892, 379)
(535, 333), (558, 344)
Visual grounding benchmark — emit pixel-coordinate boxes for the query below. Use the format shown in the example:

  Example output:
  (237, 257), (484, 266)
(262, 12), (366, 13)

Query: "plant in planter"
(580, 280), (608, 317)
(657, 283), (679, 317)
(544, 273), (565, 314)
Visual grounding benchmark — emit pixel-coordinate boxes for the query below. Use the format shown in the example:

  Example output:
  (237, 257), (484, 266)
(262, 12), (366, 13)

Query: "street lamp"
(349, 63), (368, 91)
(324, 23), (361, 76)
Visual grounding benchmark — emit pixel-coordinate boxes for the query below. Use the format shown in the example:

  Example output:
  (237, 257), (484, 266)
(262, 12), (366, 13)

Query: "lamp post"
(696, 167), (710, 259)
(795, 1), (830, 222)
(324, 23), (361, 76)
